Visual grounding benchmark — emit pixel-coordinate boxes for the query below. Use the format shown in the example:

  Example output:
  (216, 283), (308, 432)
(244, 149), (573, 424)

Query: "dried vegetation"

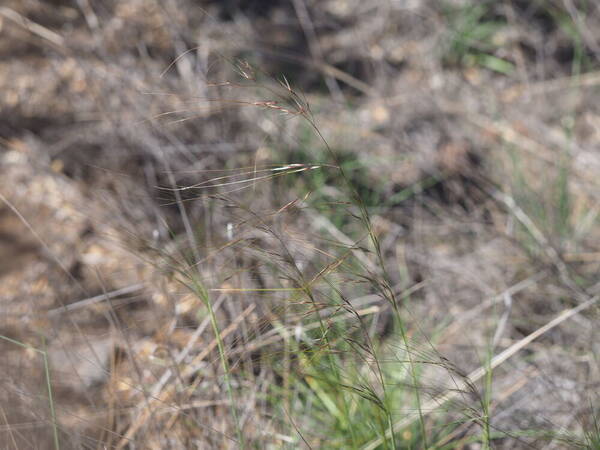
(1, 0), (600, 448)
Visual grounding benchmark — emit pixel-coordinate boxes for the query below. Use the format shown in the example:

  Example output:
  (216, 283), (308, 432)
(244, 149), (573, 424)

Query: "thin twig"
(47, 283), (145, 316)
(0, 7), (64, 47)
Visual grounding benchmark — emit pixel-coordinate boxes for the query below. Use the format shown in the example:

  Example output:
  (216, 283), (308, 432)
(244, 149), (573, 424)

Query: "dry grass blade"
(47, 283), (145, 316)
(0, 6), (64, 47)
(504, 70), (600, 97)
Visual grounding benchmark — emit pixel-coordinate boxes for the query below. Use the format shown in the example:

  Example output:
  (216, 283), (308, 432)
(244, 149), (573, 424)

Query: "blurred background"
(1, 1), (600, 448)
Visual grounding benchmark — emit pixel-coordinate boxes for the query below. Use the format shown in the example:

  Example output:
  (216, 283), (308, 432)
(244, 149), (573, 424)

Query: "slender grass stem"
(188, 277), (245, 449)
(306, 116), (426, 449)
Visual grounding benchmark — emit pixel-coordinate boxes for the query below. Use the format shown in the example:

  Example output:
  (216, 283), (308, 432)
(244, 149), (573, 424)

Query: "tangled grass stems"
(155, 60), (431, 447)
(185, 275), (245, 448)
(298, 90), (426, 450)
(0, 334), (60, 450)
